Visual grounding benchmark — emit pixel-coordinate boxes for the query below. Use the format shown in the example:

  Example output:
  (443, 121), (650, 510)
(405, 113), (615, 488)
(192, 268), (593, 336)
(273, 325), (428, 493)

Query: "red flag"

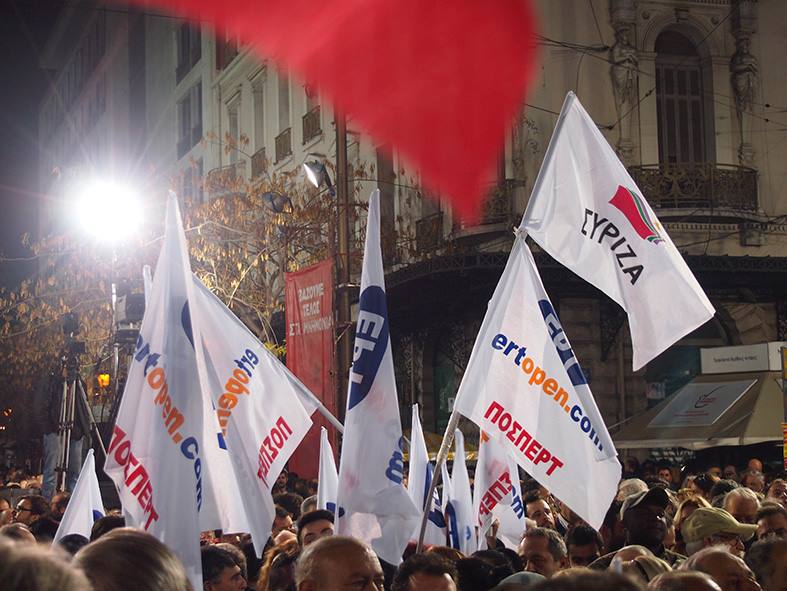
(130, 0), (537, 218)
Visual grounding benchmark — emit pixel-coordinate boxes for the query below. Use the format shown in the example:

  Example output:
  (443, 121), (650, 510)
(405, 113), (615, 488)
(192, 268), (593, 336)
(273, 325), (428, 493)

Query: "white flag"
(190, 277), (316, 554)
(444, 430), (477, 555)
(53, 449), (104, 543)
(105, 195), (217, 589)
(473, 433), (525, 550)
(407, 404), (447, 546)
(520, 92), (714, 370)
(453, 237), (621, 529)
(336, 190), (420, 564)
(317, 426), (340, 515)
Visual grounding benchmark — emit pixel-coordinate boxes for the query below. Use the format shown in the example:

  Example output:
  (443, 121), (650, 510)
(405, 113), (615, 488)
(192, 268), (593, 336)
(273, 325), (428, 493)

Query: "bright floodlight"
(75, 179), (142, 241)
(303, 160), (323, 188)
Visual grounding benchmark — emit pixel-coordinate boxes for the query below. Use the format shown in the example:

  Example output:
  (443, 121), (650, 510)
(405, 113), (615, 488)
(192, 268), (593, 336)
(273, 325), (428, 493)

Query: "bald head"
(648, 571), (721, 591)
(680, 547), (760, 591)
(295, 536), (383, 591)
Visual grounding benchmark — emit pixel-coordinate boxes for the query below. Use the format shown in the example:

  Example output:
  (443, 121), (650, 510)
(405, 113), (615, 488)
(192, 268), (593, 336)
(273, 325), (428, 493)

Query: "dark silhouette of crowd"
(1, 457), (786, 591)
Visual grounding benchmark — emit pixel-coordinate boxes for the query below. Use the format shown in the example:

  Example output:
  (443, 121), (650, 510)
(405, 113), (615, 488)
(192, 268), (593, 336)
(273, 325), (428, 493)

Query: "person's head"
(74, 527), (191, 591)
(754, 503), (787, 540)
(525, 495), (556, 529)
(57, 534), (90, 557)
(648, 571), (722, 591)
(618, 479), (649, 502)
(0, 539), (92, 590)
(745, 537), (787, 591)
(676, 496), (712, 529)
(711, 480), (740, 502)
(723, 488), (760, 525)
(257, 538), (299, 591)
(765, 479), (787, 509)
(50, 492), (71, 520)
(391, 553), (458, 591)
(492, 571), (545, 590)
(296, 509), (334, 547)
(295, 535), (383, 591)
(274, 469), (289, 491)
(426, 545), (465, 565)
(89, 514), (125, 541)
(201, 545), (245, 591)
(692, 474), (719, 500)
(682, 508), (757, 557)
(679, 546), (760, 591)
(621, 487), (670, 550)
(272, 505), (294, 538)
(300, 495), (318, 516)
(740, 471), (765, 495)
(30, 517), (60, 543)
(13, 494), (49, 526)
(215, 543), (247, 581)
(747, 459), (763, 473)
(530, 570), (646, 590)
(657, 467), (673, 485)
(724, 466), (739, 482)
(518, 527), (568, 578)
(0, 522), (36, 544)
(619, 555), (671, 585)
(274, 492), (305, 520)
(565, 524), (603, 567)
(600, 500), (626, 553)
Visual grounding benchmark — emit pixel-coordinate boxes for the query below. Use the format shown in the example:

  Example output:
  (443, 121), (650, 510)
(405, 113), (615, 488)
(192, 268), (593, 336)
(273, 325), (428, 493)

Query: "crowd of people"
(0, 456), (786, 591)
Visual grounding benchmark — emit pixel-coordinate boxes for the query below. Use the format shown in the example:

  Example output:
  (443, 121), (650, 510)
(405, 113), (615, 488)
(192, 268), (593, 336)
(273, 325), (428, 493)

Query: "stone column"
(730, 0), (758, 167)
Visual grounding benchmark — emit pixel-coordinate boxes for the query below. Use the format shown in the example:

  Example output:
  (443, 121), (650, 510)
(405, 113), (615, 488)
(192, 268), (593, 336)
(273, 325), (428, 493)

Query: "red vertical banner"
(285, 259), (335, 479)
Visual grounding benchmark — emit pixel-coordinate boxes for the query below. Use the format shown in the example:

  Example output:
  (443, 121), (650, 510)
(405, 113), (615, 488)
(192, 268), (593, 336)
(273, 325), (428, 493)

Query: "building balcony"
(302, 106), (322, 144)
(452, 179), (518, 241)
(275, 128), (292, 163)
(628, 163), (758, 215)
(415, 212), (443, 255)
(206, 161), (246, 199)
(250, 147), (267, 178)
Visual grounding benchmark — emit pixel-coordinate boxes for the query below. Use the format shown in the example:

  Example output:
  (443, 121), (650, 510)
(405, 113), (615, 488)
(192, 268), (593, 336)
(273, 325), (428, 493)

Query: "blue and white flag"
(336, 190), (420, 564)
(105, 194), (220, 589)
(53, 449), (104, 543)
(407, 404), (447, 546)
(453, 237), (621, 529)
(444, 430), (477, 555)
(317, 426), (340, 515)
(190, 277), (316, 555)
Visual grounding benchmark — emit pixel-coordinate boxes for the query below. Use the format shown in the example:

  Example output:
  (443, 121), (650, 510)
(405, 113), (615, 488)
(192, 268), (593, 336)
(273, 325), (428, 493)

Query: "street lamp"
(72, 178), (143, 242)
(303, 160), (336, 197)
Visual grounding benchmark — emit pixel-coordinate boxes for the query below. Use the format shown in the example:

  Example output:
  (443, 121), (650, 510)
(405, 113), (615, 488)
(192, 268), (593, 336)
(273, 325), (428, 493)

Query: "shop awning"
(613, 372), (783, 450)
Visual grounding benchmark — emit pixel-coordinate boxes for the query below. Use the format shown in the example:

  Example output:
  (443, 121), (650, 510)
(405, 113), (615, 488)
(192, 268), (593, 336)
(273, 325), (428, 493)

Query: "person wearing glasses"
(12, 495), (49, 527)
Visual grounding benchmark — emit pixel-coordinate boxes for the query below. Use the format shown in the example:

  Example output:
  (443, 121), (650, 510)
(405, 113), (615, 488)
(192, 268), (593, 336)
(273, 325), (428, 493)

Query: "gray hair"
(648, 571), (720, 591)
(522, 526), (568, 560)
(723, 487), (759, 509)
(0, 540), (91, 591)
(295, 535), (376, 585)
(679, 544), (733, 572)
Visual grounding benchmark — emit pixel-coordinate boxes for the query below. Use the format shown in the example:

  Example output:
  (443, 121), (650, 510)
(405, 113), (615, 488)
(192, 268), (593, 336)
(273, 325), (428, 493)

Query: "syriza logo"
(609, 185), (664, 245)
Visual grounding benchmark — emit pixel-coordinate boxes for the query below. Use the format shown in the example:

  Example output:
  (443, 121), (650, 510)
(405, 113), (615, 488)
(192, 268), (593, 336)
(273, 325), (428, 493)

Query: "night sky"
(0, 0), (61, 287)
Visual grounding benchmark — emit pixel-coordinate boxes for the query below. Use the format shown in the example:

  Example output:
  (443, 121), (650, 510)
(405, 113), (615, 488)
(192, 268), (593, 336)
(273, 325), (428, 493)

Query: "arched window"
(655, 30), (707, 164)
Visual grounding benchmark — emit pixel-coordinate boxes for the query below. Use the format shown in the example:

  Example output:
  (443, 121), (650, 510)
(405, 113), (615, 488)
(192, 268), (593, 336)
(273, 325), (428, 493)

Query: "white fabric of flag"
(190, 277), (316, 555)
(317, 426), (340, 515)
(336, 190), (420, 564)
(407, 404), (447, 546)
(453, 237), (621, 529)
(53, 449), (104, 543)
(520, 92), (714, 371)
(473, 433), (525, 550)
(444, 430), (477, 555)
(104, 195), (213, 589)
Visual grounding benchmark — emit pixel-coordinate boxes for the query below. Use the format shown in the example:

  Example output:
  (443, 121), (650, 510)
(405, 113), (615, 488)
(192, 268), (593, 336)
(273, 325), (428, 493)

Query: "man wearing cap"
(590, 487), (684, 569)
(682, 507), (757, 557)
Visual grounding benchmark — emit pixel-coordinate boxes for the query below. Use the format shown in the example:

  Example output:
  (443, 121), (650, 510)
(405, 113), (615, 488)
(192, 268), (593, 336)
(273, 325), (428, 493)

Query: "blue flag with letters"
(336, 190), (420, 564)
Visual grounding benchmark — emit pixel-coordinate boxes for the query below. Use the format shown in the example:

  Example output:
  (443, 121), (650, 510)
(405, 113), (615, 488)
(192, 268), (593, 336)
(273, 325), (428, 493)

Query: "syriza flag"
(336, 190), (420, 564)
(317, 426), (340, 515)
(453, 237), (621, 529)
(190, 276), (316, 555)
(520, 92), (714, 370)
(443, 430), (477, 555)
(53, 449), (104, 543)
(473, 433), (525, 550)
(407, 404), (447, 546)
(105, 194), (214, 589)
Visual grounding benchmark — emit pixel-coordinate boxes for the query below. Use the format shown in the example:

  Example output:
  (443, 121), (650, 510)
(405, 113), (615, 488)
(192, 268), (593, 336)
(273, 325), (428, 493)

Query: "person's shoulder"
(661, 548), (686, 567)
(587, 551), (615, 571)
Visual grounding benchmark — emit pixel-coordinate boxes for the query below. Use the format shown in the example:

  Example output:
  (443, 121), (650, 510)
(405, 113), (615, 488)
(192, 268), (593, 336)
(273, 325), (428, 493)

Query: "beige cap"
(620, 486), (670, 520)
(681, 507), (757, 543)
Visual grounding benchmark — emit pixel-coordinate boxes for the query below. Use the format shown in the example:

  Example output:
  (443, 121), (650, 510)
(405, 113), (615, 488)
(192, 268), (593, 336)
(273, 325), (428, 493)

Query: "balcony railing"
(275, 128), (292, 163)
(251, 147), (267, 178)
(453, 180), (515, 234)
(628, 163), (758, 212)
(206, 161), (246, 198)
(415, 212), (443, 254)
(302, 106), (322, 143)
